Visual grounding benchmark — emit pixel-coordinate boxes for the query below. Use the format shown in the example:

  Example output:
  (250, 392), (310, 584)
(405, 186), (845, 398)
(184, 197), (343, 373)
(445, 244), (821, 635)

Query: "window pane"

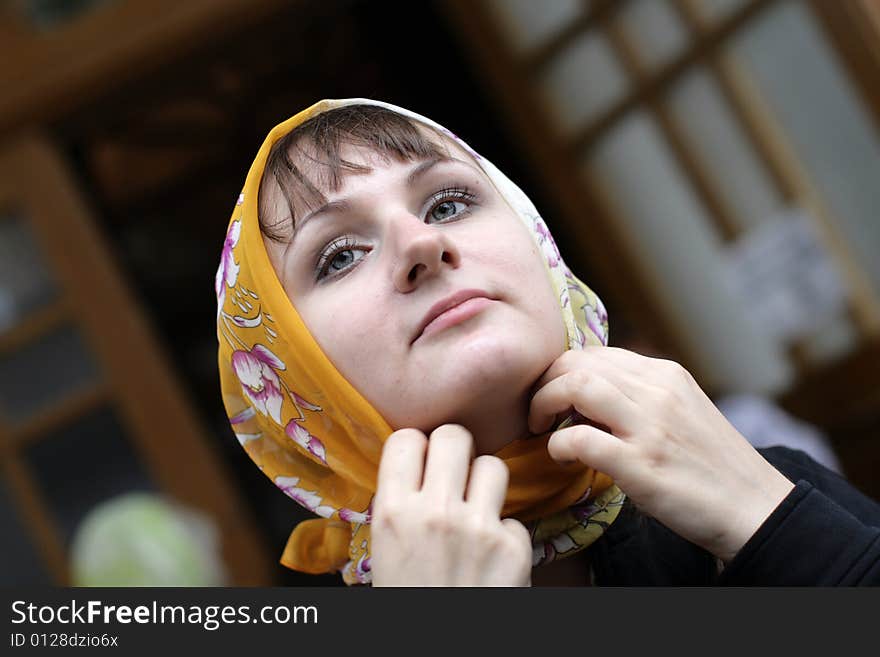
(667, 68), (782, 230)
(0, 324), (102, 425)
(485, 0), (582, 53)
(586, 111), (793, 394)
(14, 0), (116, 31)
(802, 310), (858, 366)
(616, 0), (689, 71)
(694, 0), (749, 23)
(731, 0), (880, 297)
(0, 475), (52, 585)
(540, 31), (630, 135)
(24, 405), (156, 544)
(723, 208), (855, 367)
(0, 212), (59, 332)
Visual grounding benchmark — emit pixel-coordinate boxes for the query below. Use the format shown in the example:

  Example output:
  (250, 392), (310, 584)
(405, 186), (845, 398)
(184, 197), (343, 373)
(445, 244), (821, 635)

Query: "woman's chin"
(384, 324), (558, 435)
(431, 331), (548, 399)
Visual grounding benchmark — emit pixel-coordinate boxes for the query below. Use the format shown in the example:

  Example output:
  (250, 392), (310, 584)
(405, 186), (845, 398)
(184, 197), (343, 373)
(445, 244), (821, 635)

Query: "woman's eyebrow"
(286, 156), (475, 251)
(298, 199), (351, 232)
(405, 156), (453, 186)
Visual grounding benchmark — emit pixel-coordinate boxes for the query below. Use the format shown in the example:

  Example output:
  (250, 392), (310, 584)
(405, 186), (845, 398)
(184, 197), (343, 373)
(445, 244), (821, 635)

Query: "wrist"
(713, 471), (795, 564)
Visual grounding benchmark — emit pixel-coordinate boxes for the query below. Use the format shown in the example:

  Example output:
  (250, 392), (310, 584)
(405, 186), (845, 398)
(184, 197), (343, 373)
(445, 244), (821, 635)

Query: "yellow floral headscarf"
(216, 99), (625, 585)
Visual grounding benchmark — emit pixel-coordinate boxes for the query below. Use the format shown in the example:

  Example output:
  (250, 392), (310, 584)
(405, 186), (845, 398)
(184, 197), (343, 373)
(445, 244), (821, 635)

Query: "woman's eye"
(327, 249), (361, 273)
(317, 240), (368, 281)
(425, 187), (476, 223)
(428, 199), (468, 223)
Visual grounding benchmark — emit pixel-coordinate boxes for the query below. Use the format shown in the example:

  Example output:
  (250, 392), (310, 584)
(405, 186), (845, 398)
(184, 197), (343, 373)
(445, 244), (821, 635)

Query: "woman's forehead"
(296, 123), (476, 180)
(259, 119), (491, 243)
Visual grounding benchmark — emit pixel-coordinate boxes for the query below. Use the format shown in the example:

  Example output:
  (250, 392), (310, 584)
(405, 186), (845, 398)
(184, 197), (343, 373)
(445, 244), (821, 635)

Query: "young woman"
(217, 99), (880, 586)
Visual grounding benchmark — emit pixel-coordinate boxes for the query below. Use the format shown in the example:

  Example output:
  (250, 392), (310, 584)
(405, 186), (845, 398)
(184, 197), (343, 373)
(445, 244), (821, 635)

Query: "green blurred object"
(70, 492), (228, 587)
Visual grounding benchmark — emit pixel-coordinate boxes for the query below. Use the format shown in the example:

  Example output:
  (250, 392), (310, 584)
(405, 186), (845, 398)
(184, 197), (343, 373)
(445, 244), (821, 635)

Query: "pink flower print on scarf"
(285, 420), (327, 464)
(566, 274), (609, 346)
(532, 540), (555, 567)
(354, 552), (372, 584)
(344, 539), (372, 584)
(215, 219), (241, 319)
(339, 504), (371, 524)
(594, 295), (609, 346)
(274, 476), (335, 518)
(532, 532), (579, 567)
(231, 344), (286, 425)
(583, 302), (607, 346)
(532, 215), (561, 269)
(291, 391), (321, 413)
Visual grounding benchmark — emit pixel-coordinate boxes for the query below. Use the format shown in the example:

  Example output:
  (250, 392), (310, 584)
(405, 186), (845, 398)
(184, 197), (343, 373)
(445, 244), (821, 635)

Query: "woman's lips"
(418, 297), (495, 341)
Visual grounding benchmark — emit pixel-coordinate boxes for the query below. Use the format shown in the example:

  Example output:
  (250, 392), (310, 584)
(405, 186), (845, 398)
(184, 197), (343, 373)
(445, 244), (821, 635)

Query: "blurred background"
(1, 0), (879, 586)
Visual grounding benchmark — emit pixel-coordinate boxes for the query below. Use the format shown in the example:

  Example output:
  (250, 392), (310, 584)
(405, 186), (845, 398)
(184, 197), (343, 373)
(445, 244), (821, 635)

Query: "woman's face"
(263, 134), (566, 453)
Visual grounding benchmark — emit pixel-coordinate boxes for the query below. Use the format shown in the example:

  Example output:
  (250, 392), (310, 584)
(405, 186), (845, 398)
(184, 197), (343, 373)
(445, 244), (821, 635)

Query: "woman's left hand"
(529, 347), (795, 564)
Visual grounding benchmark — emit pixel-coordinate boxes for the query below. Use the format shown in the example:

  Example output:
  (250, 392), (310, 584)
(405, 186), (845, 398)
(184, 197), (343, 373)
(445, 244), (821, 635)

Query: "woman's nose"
(391, 215), (460, 292)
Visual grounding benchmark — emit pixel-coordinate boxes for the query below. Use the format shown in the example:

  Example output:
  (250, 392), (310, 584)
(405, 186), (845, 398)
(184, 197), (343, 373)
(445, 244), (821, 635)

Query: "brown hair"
(258, 104), (451, 243)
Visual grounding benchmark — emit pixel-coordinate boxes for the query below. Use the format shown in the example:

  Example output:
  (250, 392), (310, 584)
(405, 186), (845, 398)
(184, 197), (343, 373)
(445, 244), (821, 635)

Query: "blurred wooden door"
(0, 134), (272, 585)
(444, 0), (880, 497)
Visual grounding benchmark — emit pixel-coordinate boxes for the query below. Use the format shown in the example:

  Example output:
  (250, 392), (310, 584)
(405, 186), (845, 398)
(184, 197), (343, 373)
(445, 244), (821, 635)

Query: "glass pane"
(694, 0), (748, 23)
(24, 405), (156, 544)
(0, 324), (102, 425)
(586, 111), (793, 394)
(14, 0), (116, 31)
(723, 208), (855, 367)
(540, 31), (630, 135)
(667, 68), (782, 230)
(731, 1), (880, 296)
(0, 211), (60, 332)
(0, 475), (52, 585)
(485, 0), (582, 53)
(801, 311), (858, 367)
(616, 0), (689, 71)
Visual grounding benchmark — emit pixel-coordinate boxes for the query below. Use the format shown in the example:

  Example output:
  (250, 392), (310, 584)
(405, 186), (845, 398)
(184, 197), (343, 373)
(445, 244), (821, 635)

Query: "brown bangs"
(258, 104), (450, 243)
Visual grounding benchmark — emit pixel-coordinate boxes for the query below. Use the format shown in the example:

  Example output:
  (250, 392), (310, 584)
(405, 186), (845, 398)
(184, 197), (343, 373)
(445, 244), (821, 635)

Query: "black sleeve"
(588, 493), (718, 586)
(717, 446), (880, 585)
(588, 446), (880, 586)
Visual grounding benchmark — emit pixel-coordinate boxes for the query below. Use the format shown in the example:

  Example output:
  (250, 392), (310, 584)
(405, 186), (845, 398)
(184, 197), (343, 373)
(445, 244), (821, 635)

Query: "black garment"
(587, 446), (880, 585)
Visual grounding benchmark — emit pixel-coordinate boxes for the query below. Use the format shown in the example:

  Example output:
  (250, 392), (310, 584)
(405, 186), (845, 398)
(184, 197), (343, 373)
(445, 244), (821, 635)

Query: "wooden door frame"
(0, 0), (290, 136)
(808, 0), (880, 139)
(0, 132), (273, 585)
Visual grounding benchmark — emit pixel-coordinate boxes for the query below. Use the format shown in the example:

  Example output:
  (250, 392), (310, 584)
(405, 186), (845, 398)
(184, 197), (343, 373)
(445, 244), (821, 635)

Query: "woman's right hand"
(371, 424), (533, 586)
(528, 347), (795, 565)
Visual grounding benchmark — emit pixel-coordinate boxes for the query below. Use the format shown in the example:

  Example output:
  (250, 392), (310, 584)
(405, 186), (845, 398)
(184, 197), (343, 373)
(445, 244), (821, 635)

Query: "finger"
(529, 369), (639, 435)
(500, 518), (533, 553)
(533, 348), (586, 392)
(589, 347), (700, 399)
(464, 455), (509, 517)
(535, 347), (647, 393)
(590, 346), (677, 381)
(421, 424), (475, 501)
(377, 428), (427, 499)
(591, 345), (652, 371)
(548, 423), (625, 475)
